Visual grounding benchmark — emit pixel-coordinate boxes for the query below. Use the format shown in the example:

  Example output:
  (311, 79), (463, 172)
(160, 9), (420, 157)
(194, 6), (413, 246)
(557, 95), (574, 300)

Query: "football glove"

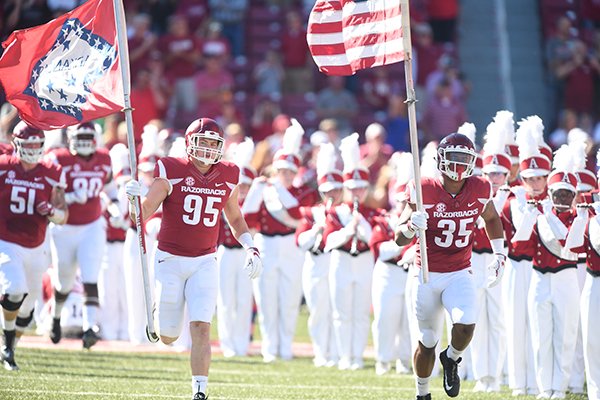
(487, 253), (506, 288)
(125, 179), (142, 199)
(36, 201), (55, 216)
(244, 247), (263, 280)
(65, 188), (88, 205)
(408, 211), (428, 232)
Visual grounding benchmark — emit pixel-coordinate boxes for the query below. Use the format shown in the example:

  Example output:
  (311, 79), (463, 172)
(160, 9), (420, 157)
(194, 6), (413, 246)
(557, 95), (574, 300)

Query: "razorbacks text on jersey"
(0, 154), (64, 248)
(47, 148), (112, 225)
(408, 176), (492, 273)
(154, 157), (239, 257)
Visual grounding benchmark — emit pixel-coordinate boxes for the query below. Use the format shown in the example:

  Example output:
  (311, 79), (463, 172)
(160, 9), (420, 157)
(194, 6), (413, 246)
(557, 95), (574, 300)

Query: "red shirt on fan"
(408, 176), (492, 273)
(0, 154), (64, 248)
(154, 157), (239, 257)
(46, 148), (112, 225)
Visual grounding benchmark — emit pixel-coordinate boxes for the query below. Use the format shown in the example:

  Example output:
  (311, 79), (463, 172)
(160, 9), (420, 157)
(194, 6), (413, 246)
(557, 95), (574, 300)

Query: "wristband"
(48, 208), (66, 224)
(490, 238), (507, 256)
(398, 224), (415, 239)
(238, 232), (255, 249)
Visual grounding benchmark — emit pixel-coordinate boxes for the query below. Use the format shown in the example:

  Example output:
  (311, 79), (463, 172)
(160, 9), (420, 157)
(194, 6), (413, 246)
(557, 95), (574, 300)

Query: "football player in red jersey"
(395, 132), (506, 400)
(45, 122), (112, 349)
(125, 118), (262, 400)
(0, 121), (67, 370)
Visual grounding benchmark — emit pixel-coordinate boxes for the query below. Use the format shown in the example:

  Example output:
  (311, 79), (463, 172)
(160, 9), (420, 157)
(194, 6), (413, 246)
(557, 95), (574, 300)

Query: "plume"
(281, 118), (304, 156)
(340, 132), (361, 173)
(483, 121), (507, 156)
(391, 151), (414, 185)
(570, 140), (587, 171)
(421, 141), (441, 178)
(168, 137), (187, 158)
(234, 138), (255, 169)
(139, 124), (162, 158)
(553, 144), (576, 173)
(317, 142), (339, 178)
(457, 122), (476, 146)
(526, 115), (545, 146)
(515, 118), (541, 160)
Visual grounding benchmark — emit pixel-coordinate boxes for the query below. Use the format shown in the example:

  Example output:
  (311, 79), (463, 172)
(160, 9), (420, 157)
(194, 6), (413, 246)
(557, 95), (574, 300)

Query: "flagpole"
(112, 0), (159, 342)
(400, 0), (429, 283)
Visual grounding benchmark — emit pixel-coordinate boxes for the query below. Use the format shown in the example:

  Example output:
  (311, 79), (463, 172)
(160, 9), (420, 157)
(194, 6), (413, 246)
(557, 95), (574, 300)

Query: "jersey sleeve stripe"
(157, 159), (173, 196)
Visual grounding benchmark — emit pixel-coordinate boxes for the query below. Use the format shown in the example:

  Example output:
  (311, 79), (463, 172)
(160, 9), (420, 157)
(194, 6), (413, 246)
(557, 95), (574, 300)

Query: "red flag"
(307, 0), (404, 76)
(0, 0), (124, 130)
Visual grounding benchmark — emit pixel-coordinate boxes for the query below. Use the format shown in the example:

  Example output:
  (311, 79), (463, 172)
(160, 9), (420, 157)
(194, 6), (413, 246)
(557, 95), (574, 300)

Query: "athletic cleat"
(1, 346), (19, 371)
(192, 391), (207, 400)
(439, 348), (462, 398)
(50, 317), (61, 344)
(416, 394), (431, 400)
(82, 327), (100, 349)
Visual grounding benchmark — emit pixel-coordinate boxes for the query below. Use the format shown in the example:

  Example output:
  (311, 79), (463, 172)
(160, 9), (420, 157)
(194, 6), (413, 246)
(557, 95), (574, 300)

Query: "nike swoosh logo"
(158, 259), (165, 263)
(215, 183), (224, 187)
(467, 202), (476, 207)
(445, 382), (454, 392)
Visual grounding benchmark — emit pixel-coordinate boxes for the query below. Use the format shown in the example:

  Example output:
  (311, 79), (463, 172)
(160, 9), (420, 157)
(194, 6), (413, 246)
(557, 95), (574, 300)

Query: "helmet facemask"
(69, 132), (96, 156)
(438, 147), (476, 181)
(15, 136), (45, 164)
(186, 133), (224, 165)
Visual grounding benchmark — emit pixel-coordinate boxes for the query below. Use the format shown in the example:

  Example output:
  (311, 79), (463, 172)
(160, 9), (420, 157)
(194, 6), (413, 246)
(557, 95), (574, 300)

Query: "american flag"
(307, 0), (404, 76)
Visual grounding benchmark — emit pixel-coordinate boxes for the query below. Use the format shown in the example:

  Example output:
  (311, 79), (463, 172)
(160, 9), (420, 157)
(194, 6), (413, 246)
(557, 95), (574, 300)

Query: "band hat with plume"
(340, 132), (369, 189)
(390, 151), (413, 203)
(548, 144), (578, 193)
(493, 110), (519, 164)
(570, 140), (597, 192)
(526, 115), (553, 162)
(139, 124), (164, 172)
(273, 118), (304, 172)
(516, 117), (551, 178)
(316, 142), (343, 192)
(234, 138), (257, 185)
(457, 122), (482, 176)
(482, 121), (511, 174)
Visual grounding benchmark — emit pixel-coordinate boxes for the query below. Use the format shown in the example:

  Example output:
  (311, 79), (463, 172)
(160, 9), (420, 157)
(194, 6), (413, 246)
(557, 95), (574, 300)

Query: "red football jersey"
(47, 148), (112, 225)
(0, 154), (64, 248)
(155, 157), (239, 257)
(408, 176), (492, 273)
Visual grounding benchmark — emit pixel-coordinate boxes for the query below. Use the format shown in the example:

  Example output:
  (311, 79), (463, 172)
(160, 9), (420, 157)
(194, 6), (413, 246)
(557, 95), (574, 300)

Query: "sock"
(3, 329), (16, 350)
(416, 375), (430, 396)
(83, 305), (98, 331)
(447, 343), (463, 361)
(53, 299), (65, 318)
(2, 318), (16, 331)
(192, 375), (208, 395)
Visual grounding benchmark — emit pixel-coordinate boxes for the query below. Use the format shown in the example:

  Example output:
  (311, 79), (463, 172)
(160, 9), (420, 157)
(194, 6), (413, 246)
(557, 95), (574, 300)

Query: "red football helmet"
(185, 118), (224, 164)
(68, 122), (99, 156)
(12, 121), (45, 163)
(437, 133), (477, 181)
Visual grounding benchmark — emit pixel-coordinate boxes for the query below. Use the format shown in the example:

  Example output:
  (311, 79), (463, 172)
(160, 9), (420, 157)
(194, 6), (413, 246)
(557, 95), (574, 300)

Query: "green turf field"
(0, 347), (587, 400)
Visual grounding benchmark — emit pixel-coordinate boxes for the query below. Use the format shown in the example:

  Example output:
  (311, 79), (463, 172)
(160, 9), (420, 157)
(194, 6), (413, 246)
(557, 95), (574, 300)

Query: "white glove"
(487, 253), (506, 288)
(408, 211), (428, 232)
(65, 188), (88, 205)
(510, 186), (527, 206)
(125, 179), (142, 199)
(576, 203), (590, 219)
(541, 198), (553, 214)
(244, 247), (263, 280)
(593, 202), (600, 215)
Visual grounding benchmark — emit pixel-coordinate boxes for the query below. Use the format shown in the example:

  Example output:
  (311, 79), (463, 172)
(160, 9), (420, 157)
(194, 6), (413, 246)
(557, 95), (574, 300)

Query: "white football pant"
(528, 268), (580, 394)
(253, 233), (304, 360)
(98, 241), (128, 340)
(581, 273), (600, 400)
(302, 251), (337, 365)
(329, 250), (373, 367)
(216, 245), (253, 357)
(569, 262), (586, 392)
(503, 257), (536, 392)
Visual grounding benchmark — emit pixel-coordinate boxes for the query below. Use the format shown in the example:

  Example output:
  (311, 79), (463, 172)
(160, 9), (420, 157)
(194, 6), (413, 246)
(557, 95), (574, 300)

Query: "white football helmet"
(68, 122), (100, 156)
(12, 121), (45, 164)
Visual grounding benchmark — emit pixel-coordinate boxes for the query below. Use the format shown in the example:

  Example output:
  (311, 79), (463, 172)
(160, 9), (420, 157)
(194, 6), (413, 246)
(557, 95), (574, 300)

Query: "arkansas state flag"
(307, 0), (404, 76)
(0, 0), (124, 130)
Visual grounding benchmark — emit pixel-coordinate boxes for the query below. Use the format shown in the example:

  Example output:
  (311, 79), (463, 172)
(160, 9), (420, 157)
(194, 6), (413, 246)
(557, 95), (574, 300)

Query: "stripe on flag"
(307, 0), (404, 76)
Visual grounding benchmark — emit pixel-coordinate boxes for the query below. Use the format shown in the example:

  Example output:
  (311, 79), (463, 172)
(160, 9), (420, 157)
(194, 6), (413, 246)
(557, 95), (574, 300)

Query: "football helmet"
(68, 122), (99, 156)
(185, 118), (224, 164)
(437, 133), (477, 181)
(12, 121), (45, 164)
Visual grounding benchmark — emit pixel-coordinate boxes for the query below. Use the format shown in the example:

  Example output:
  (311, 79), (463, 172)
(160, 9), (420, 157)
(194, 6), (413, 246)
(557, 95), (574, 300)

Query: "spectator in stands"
(546, 16), (576, 121)
(581, 0), (600, 29)
(194, 49), (234, 120)
(8, 0), (51, 31)
(200, 21), (231, 64)
(175, 0), (209, 34)
(131, 68), (167, 143)
(316, 76), (358, 136)
(558, 40), (600, 115)
(253, 50), (285, 97)
(549, 108), (580, 148)
(426, 0), (459, 44)
(128, 13), (156, 83)
(361, 67), (397, 113)
(319, 118), (343, 150)
(384, 93), (410, 152)
(208, 0), (248, 58)
(215, 101), (244, 131)
(281, 10), (313, 94)
(359, 123), (394, 184)
(158, 16), (202, 127)
(413, 22), (445, 115)
(250, 97), (282, 142)
(420, 78), (468, 142)
(251, 113), (291, 173)
(425, 55), (469, 102)
(223, 122), (246, 161)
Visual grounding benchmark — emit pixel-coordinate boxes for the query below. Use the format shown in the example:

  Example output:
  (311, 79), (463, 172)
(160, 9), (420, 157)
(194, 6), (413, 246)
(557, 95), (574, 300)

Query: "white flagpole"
(400, 0), (429, 282)
(112, 0), (159, 342)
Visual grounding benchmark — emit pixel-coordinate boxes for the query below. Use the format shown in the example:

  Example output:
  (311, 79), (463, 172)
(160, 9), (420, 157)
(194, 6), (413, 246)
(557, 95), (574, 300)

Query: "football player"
(125, 118), (262, 400)
(0, 121), (67, 370)
(395, 132), (506, 400)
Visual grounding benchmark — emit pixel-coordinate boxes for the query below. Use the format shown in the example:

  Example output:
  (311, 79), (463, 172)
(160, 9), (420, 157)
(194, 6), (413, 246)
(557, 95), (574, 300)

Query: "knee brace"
(0, 293), (27, 312)
(16, 309), (34, 330)
(83, 283), (99, 307)
(420, 328), (439, 349)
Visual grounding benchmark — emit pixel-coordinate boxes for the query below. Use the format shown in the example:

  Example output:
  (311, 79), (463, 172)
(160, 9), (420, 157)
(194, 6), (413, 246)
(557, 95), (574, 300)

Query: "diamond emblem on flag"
(22, 18), (117, 121)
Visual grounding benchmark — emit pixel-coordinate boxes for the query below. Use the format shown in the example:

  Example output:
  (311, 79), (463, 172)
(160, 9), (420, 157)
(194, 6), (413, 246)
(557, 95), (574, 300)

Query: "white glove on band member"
(487, 238), (507, 288)
(65, 187), (88, 205)
(244, 247), (262, 279)
(565, 204), (590, 250)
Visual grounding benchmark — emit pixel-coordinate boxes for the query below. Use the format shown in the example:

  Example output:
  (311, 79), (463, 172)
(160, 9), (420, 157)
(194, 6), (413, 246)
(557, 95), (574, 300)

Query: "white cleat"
(537, 391), (552, 399)
(550, 391), (565, 399)
(512, 388), (526, 396)
(375, 361), (391, 376)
